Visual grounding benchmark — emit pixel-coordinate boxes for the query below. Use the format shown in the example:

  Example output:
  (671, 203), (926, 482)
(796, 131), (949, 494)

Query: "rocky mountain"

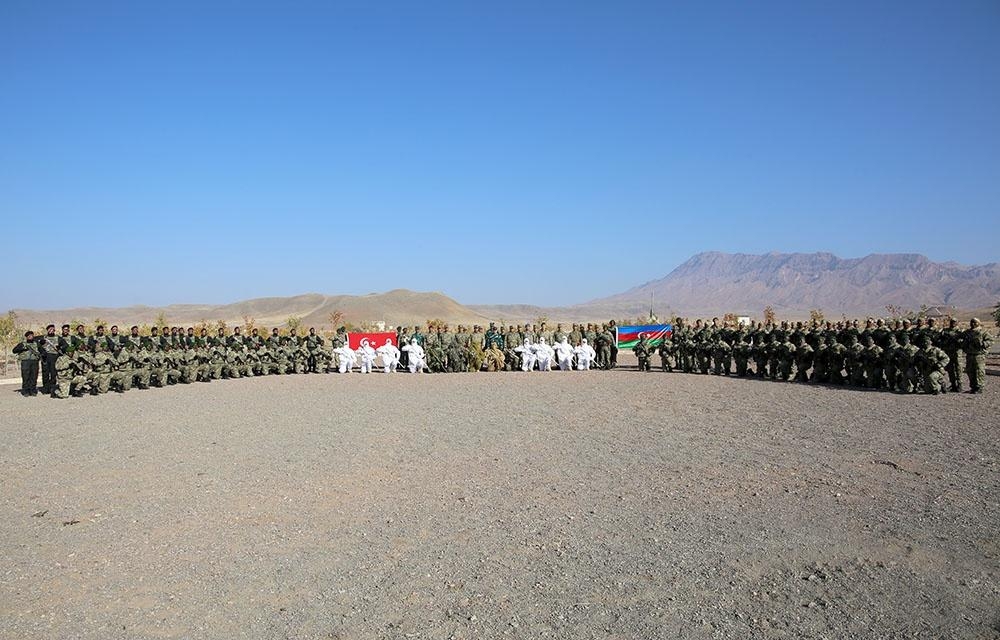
(11, 290), (491, 330)
(588, 252), (1000, 317)
(11, 253), (999, 329)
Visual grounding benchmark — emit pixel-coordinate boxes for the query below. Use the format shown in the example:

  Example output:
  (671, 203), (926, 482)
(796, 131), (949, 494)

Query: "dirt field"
(1, 364), (998, 639)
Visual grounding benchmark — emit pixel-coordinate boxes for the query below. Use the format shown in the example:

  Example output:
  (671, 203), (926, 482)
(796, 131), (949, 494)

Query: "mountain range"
(10, 252), (999, 327)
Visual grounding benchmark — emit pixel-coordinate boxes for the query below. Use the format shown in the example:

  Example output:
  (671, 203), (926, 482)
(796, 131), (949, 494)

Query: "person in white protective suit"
(356, 341), (377, 373)
(574, 338), (597, 370)
(554, 336), (575, 371)
(401, 338), (426, 373)
(376, 338), (400, 373)
(514, 338), (536, 371)
(533, 337), (555, 371)
(334, 343), (357, 373)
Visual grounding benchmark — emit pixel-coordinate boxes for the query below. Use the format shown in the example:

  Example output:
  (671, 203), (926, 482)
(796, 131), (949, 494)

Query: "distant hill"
(11, 289), (491, 329)
(587, 252), (1000, 317)
(11, 253), (1000, 329)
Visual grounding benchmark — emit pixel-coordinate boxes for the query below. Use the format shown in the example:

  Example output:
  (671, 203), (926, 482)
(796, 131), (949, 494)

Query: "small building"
(923, 305), (956, 319)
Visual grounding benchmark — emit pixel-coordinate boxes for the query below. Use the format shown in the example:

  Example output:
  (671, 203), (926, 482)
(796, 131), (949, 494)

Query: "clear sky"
(2, 1), (998, 310)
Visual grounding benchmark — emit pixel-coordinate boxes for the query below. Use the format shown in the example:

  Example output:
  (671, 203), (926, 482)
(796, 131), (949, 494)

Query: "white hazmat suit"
(514, 339), (536, 371)
(376, 340), (400, 373)
(334, 344), (357, 373)
(554, 338), (575, 371)
(356, 343), (377, 373)
(574, 339), (596, 370)
(401, 340), (426, 373)
(533, 338), (555, 372)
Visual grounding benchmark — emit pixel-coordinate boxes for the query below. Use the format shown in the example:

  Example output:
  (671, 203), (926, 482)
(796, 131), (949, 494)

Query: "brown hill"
(587, 252), (1000, 317)
(11, 289), (491, 330)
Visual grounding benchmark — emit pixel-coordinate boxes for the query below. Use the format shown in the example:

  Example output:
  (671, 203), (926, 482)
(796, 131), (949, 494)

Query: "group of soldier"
(9, 316), (992, 398)
(393, 322), (621, 373)
(10, 321), (624, 398)
(629, 316), (992, 394)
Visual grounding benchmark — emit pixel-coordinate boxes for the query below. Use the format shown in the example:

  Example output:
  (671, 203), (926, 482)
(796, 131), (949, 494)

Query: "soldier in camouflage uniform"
(124, 326), (141, 351)
(793, 336), (813, 382)
(940, 318), (965, 392)
(632, 334), (653, 372)
(963, 318), (993, 393)
(827, 335), (848, 385)
(775, 334), (796, 381)
(861, 335), (884, 389)
(733, 335), (753, 377)
(39, 325), (66, 394)
(147, 342), (169, 387)
(882, 334), (899, 391)
(752, 332), (769, 379)
(447, 338), (466, 373)
(13, 331), (41, 396)
(483, 342), (505, 371)
(426, 339), (447, 373)
(129, 342), (153, 389)
(657, 333), (675, 372)
(90, 341), (116, 393)
(916, 334), (949, 395)
(894, 333), (919, 393)
(712, 334), (731, 376)
(51, 348), (77, 398)
(305, 328), (324, 372)
(110, 345), (134, 391)
(504, 325), (522, 371)
(845, 334), (866, 387)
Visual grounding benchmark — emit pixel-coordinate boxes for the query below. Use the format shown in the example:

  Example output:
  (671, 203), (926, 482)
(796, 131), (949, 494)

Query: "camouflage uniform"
(90, 343), (116, 393)
(893, 333), (919, 393)
(12, 335), (41, 396)
(963, 318), (993, 393)
(940, 319), (965, 392)
(793, 338), (813, 383)
(916, 335), (949, 395)
(632, 336), (653, 372)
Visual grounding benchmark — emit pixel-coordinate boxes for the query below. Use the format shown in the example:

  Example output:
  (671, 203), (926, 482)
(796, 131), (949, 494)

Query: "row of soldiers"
(11, 320), (623, 397)
(394, 322), (621, 373)
(630, 316), (992, 394)
(11, 316), (992, 398)
(12, 323), (349, 397)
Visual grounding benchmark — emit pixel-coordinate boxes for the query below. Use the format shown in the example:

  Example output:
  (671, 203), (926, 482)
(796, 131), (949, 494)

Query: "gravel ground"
(1, 363), (998, 639)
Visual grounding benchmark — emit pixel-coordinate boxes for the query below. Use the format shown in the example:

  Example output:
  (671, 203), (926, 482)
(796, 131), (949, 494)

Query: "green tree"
(0, 311), (19, 375)
(285, 316), (302, 333)
(155, 312), (169, 332)
(992, 301), (1000, 328)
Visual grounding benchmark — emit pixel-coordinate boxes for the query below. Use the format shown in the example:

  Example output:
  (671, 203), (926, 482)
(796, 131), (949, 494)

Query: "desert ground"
(1, 361), (998, 639)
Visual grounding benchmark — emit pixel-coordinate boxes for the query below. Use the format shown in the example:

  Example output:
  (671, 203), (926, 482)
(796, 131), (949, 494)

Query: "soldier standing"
(608, 320), (619, 368)
(940, 318), (965, 392)
(12, 330), (40, 396)
(963, 318), (993, 394)
(633, 334), (653, 372)
(71, 324), (88, 351)
(39, 324), (66, 394)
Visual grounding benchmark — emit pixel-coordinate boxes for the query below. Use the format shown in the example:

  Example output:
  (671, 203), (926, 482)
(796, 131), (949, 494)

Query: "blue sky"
(2, 1), (998, 309)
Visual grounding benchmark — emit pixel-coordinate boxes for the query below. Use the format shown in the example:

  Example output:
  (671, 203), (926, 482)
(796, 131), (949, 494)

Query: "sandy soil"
(1, 364), (998, 639)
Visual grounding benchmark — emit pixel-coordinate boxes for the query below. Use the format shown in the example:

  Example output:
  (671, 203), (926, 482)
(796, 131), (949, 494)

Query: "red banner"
(347, 332), (397, 350)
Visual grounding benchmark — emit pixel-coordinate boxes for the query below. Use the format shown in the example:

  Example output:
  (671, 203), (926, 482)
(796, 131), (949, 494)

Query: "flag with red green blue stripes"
(616, 324), (672, 349)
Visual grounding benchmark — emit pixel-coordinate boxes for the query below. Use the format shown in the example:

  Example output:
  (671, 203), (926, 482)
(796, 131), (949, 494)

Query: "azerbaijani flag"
(616, 324), (672, 349)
